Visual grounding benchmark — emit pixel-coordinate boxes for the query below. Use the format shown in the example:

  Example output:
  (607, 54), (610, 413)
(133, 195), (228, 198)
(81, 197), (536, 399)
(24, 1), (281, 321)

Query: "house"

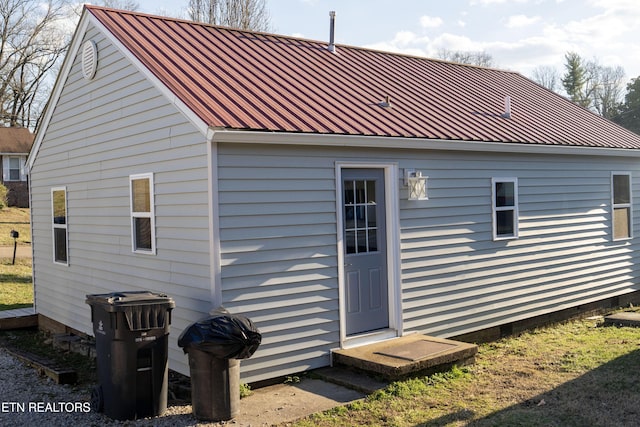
(27, 6), (640, 384)
(0, 127), (33, 208)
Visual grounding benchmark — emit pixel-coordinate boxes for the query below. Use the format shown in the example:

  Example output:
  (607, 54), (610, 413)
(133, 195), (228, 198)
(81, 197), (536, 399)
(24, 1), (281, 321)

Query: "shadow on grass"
(0, 271), (31, 284)
(0, 303), (33, 311)
(461, 349), (640, 427)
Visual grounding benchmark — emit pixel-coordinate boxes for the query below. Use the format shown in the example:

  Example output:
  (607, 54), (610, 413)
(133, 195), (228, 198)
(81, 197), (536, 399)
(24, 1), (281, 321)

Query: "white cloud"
(419, 15), (443, 28)
(363, 0), (640, 80)
(470, 0), (507, 4)
(470, 0), (528, 5)
(364, 31), (430, 57)
(506, 14), (541, 28)
(431, 33), (484, 52)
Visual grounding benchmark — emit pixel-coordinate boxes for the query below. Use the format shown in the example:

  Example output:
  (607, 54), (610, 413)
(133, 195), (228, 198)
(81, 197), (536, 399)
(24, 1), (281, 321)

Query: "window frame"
(8, 156), (21, 181)
(491, 177), (519, 241)
(612, 172), (632, 241)
(130, 173), (156, 255)
(51, 186), (68, 265)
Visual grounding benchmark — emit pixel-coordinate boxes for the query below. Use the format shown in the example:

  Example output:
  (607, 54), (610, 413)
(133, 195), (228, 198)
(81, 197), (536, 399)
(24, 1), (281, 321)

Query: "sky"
(130, 0), (640, 84)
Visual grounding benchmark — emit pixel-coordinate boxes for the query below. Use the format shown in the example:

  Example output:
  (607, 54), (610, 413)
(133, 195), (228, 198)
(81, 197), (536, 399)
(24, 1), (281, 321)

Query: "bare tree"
(531, 65), (560, 92)
(587, 62), (625, 119)
(98, 0), (140, 11)
(436, 48), (495, 67)
(188, 0), (271, 31)
(0, 0), (72, 129)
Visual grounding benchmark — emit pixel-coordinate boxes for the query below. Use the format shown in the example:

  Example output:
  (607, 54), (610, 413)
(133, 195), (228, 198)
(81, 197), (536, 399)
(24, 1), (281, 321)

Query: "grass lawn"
(0, 207), (31, 246)
(0, 257), (33, 310)
(295, 315), (640, 427)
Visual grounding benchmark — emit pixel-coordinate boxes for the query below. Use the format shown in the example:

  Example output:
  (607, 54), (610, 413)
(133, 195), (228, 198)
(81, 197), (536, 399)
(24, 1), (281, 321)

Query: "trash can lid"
(86, 291), (175, 310)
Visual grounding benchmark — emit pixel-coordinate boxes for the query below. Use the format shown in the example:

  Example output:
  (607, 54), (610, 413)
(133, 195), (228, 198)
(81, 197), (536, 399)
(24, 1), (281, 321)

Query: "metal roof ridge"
(84, 5), (520, 75)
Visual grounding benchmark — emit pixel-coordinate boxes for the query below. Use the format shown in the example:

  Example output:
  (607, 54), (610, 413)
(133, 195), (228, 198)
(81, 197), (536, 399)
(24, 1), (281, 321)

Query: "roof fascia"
(208, 129), (640, 158)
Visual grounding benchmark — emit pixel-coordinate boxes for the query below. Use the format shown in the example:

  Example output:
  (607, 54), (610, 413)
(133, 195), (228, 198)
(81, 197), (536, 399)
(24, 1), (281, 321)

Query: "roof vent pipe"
(502, 95), (511, 119)
(328, 11), (337, 53)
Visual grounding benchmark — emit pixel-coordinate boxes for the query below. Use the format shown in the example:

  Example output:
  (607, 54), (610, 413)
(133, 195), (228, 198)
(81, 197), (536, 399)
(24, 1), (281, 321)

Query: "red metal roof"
(87, 6), (640, 149)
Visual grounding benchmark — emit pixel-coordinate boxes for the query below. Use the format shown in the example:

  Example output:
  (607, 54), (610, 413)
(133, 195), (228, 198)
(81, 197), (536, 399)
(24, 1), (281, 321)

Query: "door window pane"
(344, 178), (379, 253)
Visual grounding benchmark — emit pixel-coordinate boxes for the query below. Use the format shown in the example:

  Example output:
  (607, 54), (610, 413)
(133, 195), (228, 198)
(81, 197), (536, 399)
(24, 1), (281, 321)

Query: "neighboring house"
(27, 6), (640, 383)
(0, 127), (33, 208)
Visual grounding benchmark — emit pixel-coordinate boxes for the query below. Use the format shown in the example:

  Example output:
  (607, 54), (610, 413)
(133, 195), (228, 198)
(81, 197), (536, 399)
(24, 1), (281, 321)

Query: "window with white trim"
(130, 173), (156, 254)
(52, 187), (68, 264)
(2, 156), (23, 181)
(612, 172), (632, 240)
(492, 177), (518, 240)
(8, 157), (20, 181)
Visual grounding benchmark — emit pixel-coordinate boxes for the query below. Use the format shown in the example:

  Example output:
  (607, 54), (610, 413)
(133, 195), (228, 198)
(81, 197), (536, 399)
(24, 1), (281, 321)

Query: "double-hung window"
(492, 177), (518, 240)
(612, 172), (632, 240)
(130, 173), (156, 254)
(2, 156), (21, 181)
(8, 157), (20, 181)
(52, 187), (68, 264)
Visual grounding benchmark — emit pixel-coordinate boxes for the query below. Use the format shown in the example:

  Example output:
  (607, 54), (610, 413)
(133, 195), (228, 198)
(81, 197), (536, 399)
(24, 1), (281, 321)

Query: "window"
(51, 187), (68, 264)
(130, 173), (156, 254)
(2, 156), (22, 181)
(612, 172), (632, 240)
(492, 178), (518, 240)
(8, 157), (20, 181)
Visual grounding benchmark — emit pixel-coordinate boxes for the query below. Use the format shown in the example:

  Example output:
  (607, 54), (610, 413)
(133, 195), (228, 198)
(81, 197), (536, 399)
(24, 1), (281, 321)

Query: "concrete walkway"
(0, 244), (31, 259)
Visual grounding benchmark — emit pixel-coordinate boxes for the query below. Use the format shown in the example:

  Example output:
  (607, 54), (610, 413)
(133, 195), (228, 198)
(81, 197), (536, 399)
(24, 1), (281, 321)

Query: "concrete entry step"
(332, 334), (478, 381)
(603, 311), (640, 327)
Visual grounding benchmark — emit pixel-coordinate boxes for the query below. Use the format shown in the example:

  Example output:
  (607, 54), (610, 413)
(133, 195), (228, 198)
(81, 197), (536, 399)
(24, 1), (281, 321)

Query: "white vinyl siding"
(216, 143), (640, 383)
(130, 173), (156, 254)
(217, 143), (339, 382)
(492, 177), (518, 240)
(612, 172), (632, 240)
(29, 25), (210, 379)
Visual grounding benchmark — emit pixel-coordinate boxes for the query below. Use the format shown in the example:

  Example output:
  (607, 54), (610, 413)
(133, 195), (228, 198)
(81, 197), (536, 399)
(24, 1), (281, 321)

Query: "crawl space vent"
(81, 40), (98, 80)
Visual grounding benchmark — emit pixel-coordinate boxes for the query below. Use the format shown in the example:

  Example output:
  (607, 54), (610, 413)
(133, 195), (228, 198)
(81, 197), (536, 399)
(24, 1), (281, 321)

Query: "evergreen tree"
(562, 52), (589, 108)
(613, 77), (640, 135)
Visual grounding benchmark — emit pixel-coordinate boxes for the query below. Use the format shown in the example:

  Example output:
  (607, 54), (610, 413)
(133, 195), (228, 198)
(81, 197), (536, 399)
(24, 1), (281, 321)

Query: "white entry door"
(342, 168), (389, 335)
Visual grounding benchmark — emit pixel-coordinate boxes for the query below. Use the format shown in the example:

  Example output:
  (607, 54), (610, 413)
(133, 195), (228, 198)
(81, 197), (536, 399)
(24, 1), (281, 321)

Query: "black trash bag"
(178, 307), (261, 359)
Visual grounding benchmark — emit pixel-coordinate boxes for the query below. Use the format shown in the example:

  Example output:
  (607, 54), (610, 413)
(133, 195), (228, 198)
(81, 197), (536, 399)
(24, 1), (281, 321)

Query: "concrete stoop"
(331, 334), (478, 381)
(603, 311), (640, 327)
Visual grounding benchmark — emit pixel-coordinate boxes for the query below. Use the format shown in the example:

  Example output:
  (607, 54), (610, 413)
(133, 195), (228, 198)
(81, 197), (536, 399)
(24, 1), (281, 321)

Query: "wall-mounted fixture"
(405, 169), (428, 200)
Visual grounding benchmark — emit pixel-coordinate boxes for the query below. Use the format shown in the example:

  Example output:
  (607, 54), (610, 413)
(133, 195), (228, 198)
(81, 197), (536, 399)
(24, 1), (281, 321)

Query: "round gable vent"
(81, 40), (98, 80)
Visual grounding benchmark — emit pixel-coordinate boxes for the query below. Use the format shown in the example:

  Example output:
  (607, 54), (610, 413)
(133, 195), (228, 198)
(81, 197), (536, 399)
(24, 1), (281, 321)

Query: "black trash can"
(86, 291), (175, 420)
(178, 308), (261, 422)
